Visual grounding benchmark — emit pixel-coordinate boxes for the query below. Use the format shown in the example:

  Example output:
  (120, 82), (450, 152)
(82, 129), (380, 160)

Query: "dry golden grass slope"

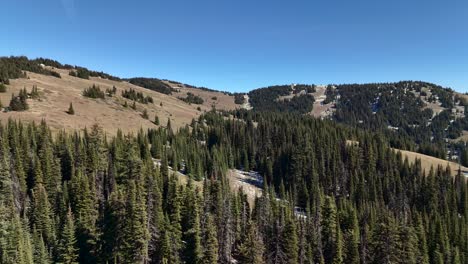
(393, 148), (468, 176)
(0, 68), (238, 135)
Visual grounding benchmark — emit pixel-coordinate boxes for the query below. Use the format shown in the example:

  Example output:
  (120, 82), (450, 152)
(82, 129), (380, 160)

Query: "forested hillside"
(249, 81), (468, 162)
(0, 110), (466, 263)
(0, 56), (467, 264)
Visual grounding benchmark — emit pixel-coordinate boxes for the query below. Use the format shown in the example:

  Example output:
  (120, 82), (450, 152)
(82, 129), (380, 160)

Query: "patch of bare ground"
(227, 169), (263, 205)
(310, 85), (335, 118)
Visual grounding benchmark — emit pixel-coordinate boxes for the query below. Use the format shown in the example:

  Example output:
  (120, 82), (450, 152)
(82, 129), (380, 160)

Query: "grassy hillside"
(0, 66), (237, 135)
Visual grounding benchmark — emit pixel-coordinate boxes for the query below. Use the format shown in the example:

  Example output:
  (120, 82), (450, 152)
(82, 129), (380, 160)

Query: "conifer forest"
(0, 108), (466, 263)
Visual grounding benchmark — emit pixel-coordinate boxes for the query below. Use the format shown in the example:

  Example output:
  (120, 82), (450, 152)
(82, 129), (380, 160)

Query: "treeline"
(0, 56), (61, 84)
(69, 67), (121, 81)
(127, 78), (175, 95)
(0, 56), (122, 84)
(0, 110), (466, 264)
(122, 88), (153, 104)
(164, 79), (234, 96)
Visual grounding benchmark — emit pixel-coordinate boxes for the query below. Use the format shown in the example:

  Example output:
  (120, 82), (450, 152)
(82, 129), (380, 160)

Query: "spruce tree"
(202, 215), (218, 264)
(154, 115), (160, 125)
(0, 83), (7, 92)
(57, 206), (78, 264)
(32, 230), (51, 264)
(142, 109), (149, 119)
(67, 103), (75, 115)
(321, 196), (342, 264)
(30, 182), (55, 248)
(236, 221), (265, 264)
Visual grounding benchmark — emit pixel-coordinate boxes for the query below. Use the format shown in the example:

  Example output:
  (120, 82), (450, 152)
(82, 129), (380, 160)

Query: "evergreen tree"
(121, 180), (149, 263)
(57, 206), (78, 264)
(142, 109), (149, 119)
(0, 83), (7, 92)
(154, 115), (160, 125)
(201, 215), (218, 264)
(32, 230), (51, 264)
(236, 221), (265, 264)
(67, 103), (75, 115)
(321, 196), (342, 264)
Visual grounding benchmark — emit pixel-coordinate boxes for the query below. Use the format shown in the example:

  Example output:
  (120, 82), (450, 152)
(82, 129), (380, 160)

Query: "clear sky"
(1, 0), (467, 92)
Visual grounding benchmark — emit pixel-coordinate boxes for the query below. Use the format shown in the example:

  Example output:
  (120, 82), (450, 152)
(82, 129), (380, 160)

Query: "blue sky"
(1, 0), (467, 92)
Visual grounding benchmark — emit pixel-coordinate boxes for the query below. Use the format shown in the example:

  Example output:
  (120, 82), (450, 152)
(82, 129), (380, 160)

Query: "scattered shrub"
(83, 84), (105, 99)
(67, 102), (75, 115)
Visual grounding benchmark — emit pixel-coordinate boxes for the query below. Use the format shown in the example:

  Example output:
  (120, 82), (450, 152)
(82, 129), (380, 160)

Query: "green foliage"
(75, 68), (90, 80)
(179, 92), (204, 105)
(323, 85), (337, 104)
(0, 109), (464, 264)
(201, 215), (218, 264)
(122, 88), (153, 104)
(57, 207), (78, 264)
(30, 85), (40, 99)
(67, 103), (75, 115)
(82, 84), (105, 99)
(234, 93), (245, 104)
(248, 84), (315, 113)
(0, 83), (7, 93)
(142, 109), (149, 119)
(0, 56), (59, 83)
(72, 67), (120, 80)
(154, 115), (160, 125)
(127, 78), (174, 95)
(9, 88), (29, 111)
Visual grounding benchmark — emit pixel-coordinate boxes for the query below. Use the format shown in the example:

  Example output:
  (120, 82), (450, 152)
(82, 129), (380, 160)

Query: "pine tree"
(154, 115), (160, 125)
(283, 216), (299, 264)
(32, 230), (51, 264)
(142, 109), (149, 119)
(369, 216), (400, 264)
(201, 215), (218, 264)
(30, 182), (55, 248)
(182, 182), (202, 264)
(321, 196), (342, 264)
(9, 89), (29, 111)
(121, 180), (149, 263)
(0, 83), (7, 92)
(67, 103), (75, 115)
(236, 221), (264, 264)
(57, 206), (78, 264)
(70, 168), (97, 263)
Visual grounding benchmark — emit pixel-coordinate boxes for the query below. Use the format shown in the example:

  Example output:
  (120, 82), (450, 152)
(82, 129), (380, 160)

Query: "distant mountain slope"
(248, 81), (468, 143)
